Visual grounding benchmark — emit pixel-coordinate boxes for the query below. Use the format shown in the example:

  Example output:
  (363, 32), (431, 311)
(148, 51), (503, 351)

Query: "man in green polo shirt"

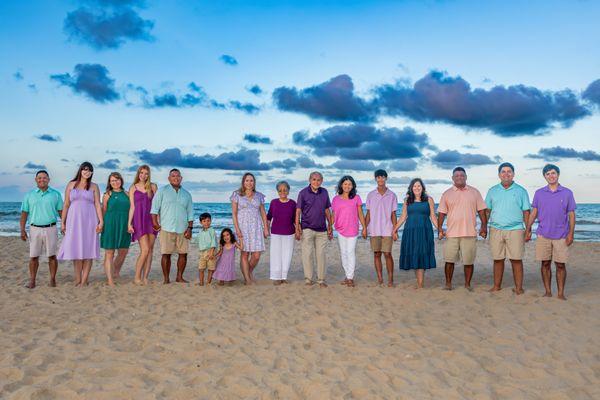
(20, 170), (63, 288)
(485, 162), (530, 294)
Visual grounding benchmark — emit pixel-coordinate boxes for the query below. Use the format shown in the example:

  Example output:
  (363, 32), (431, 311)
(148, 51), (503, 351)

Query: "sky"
(1, 0), (599, 202)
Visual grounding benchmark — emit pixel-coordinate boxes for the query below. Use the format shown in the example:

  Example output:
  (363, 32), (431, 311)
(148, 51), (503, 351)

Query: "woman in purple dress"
(231, 172), (269, 285)
(267, 181), (296, 285)
(58, 162), (103, 286)
(127, 165), (158, 285)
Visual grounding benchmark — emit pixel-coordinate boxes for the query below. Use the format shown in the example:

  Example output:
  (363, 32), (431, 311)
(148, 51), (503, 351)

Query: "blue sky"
(1, 0), (599, 202)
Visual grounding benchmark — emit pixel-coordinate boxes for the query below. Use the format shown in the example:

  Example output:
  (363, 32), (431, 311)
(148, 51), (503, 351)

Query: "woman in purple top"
(267, 181), (297, 284)
(231, 172), (269, 285)
(127, 165), (158, 285)
(57, 162), (103, 286)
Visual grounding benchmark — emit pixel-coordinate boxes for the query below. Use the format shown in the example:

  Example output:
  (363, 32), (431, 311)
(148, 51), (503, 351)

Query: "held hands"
(264, 224), (270, 238)
(295, 227), (302, 241)
(566, 233), (574, 246)
(184, 227), (192, 240)
(96, 222), (103, 233)
(438, 229), (445, 240)
(20, 230), (27, 241)
(479, 226), (487, 239)
(327, 227), (333, 240)
(128, 224), (135, 234)
(361, 227), (367, 239)
(61, 222), (66, 235)
(525, 229), (532, 242)
(153, 223), (161, 232)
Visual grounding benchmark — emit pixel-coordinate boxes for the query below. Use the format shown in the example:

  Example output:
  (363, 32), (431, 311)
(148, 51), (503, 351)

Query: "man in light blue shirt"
(151, 169), (194, 284)
(485, 162), (530, 294)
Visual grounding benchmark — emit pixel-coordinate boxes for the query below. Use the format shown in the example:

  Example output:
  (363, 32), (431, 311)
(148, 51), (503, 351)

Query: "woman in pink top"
(331, 176), (367, 287)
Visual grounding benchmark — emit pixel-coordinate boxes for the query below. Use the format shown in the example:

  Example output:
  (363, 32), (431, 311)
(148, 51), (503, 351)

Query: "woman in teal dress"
(393, 178), (439, 289)
(101, 172), (131, 286)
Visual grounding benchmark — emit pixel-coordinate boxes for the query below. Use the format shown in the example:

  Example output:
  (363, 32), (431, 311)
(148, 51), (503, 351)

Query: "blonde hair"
(238, 172), (256, 196)
(133, 165), (152, 197)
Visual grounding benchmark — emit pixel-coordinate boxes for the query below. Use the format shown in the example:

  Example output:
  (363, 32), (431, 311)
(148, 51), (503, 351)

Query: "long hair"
(133, 165), (152, 197)
(336, 175), (357, 199)
(105, 172), (124, 194)
(71, 161), (94, 190)
(219, 228), (237, 246)
(238, 172), (256, 196)
(406, 178), (428, 206)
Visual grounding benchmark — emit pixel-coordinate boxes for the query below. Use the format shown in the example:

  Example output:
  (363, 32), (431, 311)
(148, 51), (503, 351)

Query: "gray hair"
(309, 171), (323, 180)
(276, 180), (290, 191)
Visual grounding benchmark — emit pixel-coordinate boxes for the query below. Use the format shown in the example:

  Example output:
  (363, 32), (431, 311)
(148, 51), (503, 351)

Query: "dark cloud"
(219, 54), (238, 66)
(35, 134), (61, 142)
(375, 70), (590, 136)
(51, 63), (120, 103)
(295, 155), (324, 169)
(330, 159), (385, 171)
(24, 162), (47, 170)
(387, 159), (418, 171)
(293, 124), (429, 160)
(273, 75), (376, 123)
(228, 101), (260, 115)
(13, 71), (23, 81)
(64, 3), (154, 50)
(243, 134), (272, 144)
(98, 158), (121, 169)
(525, 146), (600, 161)
(430, 149), (498, 169)
(583, 79), (600, 106)
(247, 85), (263, 95)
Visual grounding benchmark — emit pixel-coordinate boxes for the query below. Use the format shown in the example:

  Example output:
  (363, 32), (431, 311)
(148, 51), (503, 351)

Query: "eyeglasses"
(82, 167), (93, 172)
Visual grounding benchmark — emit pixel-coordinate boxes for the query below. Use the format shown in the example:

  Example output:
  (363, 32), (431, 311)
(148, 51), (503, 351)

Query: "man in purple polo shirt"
(365, 169), (398, 287)
(295, 171), (333, 287)
(526, 164), (576, 300)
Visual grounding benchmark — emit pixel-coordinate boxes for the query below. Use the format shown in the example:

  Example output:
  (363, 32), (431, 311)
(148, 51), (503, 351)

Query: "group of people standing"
(20, 161), (576, 299)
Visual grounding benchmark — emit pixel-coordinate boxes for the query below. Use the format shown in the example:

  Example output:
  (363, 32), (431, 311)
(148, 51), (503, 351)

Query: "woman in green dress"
(101, 172), (131, 286)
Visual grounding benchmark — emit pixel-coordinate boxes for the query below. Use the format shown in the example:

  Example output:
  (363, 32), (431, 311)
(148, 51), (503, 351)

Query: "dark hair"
(105, 172), (124, 194)
(35, 170), (49, 177)
(169, 168), (181, 175)
(406, 178), (429, 206)
(220, 228), (237, 246)
(498, 162), (514, 173)
(374, 169), (388, 178)
(336, 175), (357, 199)
(452, 166), (466, 175)
(542, 164), (560, 176)
(71, 161), (94, 190)
(199, 212), (212, 221)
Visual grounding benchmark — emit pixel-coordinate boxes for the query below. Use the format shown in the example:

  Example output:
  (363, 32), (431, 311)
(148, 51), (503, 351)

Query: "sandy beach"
(1, 235), (599, 399)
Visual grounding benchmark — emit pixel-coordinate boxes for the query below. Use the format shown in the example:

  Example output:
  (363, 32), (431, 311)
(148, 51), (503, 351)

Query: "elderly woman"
(267, 181), (297, 284)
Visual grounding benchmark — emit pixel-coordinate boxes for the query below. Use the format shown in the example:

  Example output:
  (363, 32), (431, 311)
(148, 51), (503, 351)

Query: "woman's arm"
(392, 200), (408, 233)
(127, 186), (136, 233)
(231, 200), (241, 239)
(357, 204), (367, 239)
(428, 197), (438, 230)
(93, 184), (104, 232)
(102, 192), (110, 216)
(260, 203), (269, 237)
(60, 182), (73, 234)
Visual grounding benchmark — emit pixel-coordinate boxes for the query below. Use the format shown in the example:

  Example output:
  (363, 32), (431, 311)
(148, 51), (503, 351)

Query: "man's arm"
(20, 212), (28, 241)
(525, 207), (538, 242)
(566, 211), (575, 246)
(438, 212), (446, 240)
(478, 209), (488, 239)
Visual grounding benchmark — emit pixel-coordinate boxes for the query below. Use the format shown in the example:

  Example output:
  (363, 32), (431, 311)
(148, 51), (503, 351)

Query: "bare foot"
(489, 286), (501, 292)
(465, 286), (474, 292)
(387, 281), (394, 288)
(49, 279), (56, 287)
(281, 280), (289, 284)
(175, 278), (188, 283)
(543, 292), (552, 297)
(25, 280), (36, 289)
(133, 279), (143, 285)
(273, 280), (282, 286)
(143, 278), (150, 285)
(340, 279), (349, 286)
(347, 279), (355, 287)
(557, 294), (567, 300)
(305, 280), (314, 286)
(107, 281), (115, 287)
(218, 280), (225, 286)
(319, 282), (328, 288)
(512, 288), (524, 295)
(163, 279), (170, 284)
(377, 280), (384, 286)
(443, 285), (452, 291)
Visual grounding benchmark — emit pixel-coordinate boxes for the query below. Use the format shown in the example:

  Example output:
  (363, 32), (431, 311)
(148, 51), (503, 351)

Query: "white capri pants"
(270, 234), (295, 280)
(338, 235), (358, 279)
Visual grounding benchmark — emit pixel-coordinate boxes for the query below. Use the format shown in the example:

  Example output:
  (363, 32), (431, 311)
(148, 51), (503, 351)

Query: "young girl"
(213, 228), (242, 285)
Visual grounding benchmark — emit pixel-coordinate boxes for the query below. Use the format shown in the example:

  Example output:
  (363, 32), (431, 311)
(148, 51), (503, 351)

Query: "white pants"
(270, 234), (295, 280)
(338, 235), (358, 279)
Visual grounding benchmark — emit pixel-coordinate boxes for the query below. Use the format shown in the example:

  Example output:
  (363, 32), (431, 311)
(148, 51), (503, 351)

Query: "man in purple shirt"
(295, 171), (333, 287)
(526, 164), (576, 300)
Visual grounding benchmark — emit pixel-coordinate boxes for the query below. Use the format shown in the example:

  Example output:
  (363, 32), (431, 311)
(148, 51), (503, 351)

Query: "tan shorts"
(160, 231), (189, 255)
(371, 236), (393, 253)
(535, 235), (569, 263)
(29, 225), (58, 258)
(198, 249), (217, 270)
(444, 237), (477, 265)
(489, 228), (525, 260)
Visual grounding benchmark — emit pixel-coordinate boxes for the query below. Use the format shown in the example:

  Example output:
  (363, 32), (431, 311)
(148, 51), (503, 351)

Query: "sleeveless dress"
(213, 245), (236, 281)
(399, 201), (436, 270)
(230, 191), (265, 252)
(58, 188), (100, 260)
(132, 189), (157, 242)
(101, 191), (131, 249)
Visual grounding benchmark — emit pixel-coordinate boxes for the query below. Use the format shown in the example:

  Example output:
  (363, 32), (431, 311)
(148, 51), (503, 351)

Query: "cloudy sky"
(1, 0), (599, 202)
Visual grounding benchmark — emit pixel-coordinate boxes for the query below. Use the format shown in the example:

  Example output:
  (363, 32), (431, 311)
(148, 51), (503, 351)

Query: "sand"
(1, 236), (599, 399)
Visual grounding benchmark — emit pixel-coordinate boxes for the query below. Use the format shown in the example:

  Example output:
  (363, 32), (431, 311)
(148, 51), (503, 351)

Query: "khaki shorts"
(29, 225), (58, 258)
(444, 237), (477, 265)
(198, 249), (217, 270)
(489, 228), (525, 260)
(160, 231), (189, 255)
(371, 236), (393, 253)
(535, 235), (569, 263)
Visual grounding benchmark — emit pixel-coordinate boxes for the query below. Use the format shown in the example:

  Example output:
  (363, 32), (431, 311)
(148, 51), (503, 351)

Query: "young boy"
(197, 212), (218, 285)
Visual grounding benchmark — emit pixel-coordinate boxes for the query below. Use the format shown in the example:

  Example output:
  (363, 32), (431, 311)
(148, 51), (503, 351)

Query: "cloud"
(228, 101), (260, 115)
(13, 71), (23, 81)
(385, 176), (451, 186)
(430, 149), (498, 169)
(525, 146), (600, 161)
(374, 70), (590, 136)
(273, 75), (376, 122)
(387, 159), (418, 171)
(293, 124), (429, 160)
(583, 79), (600, 106)
(330, 159), (385, 171)
(219, 54), (238, 66)
(98, 158), (121, 169)
(295, 155), (324, 169)
(51, 63), (120, 103)
(64, 3), (154, 50)
(135, 147), (295, 171)
(247, 85), (263, 95)
(35, 134), (61, 142)
(24, 162), (47, 170)
(243, 133), (272, 144)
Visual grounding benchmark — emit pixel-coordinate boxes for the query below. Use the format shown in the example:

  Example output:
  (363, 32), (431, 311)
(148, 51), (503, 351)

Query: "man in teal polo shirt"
(20, 170), (63, 288)
(485, 162), (530, 294)
(151, 168), (194, 284)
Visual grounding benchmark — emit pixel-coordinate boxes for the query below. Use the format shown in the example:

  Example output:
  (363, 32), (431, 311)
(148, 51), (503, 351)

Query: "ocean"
(2, 202), (600, 241)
